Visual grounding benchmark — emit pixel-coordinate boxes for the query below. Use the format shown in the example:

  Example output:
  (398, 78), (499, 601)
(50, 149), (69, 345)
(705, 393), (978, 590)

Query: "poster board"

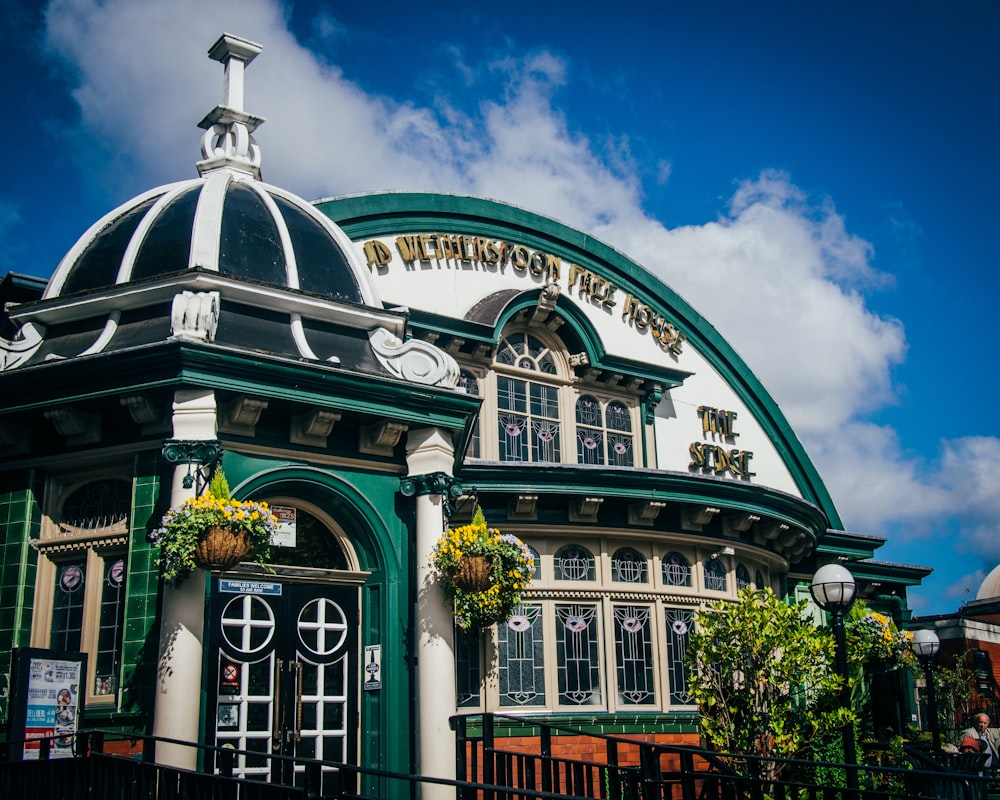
(7, 647), (87, 760)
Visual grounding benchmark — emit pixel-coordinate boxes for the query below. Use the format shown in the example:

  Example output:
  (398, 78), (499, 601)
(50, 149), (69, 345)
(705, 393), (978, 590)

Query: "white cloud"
(39, 0), (1000, 603)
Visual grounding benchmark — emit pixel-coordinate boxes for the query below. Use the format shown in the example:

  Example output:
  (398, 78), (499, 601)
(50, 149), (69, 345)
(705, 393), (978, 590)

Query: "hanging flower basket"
(452, 555), (494, 593)
(194, 525), (253, 571)
(148, 467), (277, 586)
(429, 507), (534, 631)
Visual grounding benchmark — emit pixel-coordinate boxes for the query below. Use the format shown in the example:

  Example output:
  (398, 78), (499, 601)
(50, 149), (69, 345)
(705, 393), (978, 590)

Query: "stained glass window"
(704, 557), (727, 592)
(498, 605), (546, 707)
(555, 604), (602, 706)
(662, 552), (692, 587)
(554, 545), (596, 581)
(613, 605), (655, 705)
(611, 548), (647, 583)
(664, 608), (695, 705)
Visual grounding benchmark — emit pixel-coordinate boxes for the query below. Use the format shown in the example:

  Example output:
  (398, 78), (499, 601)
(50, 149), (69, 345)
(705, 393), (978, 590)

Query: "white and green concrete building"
(0, 33), (928, 789)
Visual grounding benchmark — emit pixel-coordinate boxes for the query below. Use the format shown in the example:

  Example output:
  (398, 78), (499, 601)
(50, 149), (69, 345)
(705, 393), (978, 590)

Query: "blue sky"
(1, 0), (998, 615)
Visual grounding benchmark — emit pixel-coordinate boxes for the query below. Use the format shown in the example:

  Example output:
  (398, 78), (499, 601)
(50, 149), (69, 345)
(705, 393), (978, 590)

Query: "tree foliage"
(687, 587), (853, 772)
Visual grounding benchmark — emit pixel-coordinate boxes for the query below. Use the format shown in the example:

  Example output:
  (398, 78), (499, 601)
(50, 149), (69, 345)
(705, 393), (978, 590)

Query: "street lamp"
(912, 628), (942, 752)
(811, 563), (858, 792)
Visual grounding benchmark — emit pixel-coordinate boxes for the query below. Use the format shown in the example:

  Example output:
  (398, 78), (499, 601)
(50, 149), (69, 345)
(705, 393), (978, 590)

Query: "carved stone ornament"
(0, 322), (45, 372)
(369, 327), (459, 388)
(171, 291), (221, 342)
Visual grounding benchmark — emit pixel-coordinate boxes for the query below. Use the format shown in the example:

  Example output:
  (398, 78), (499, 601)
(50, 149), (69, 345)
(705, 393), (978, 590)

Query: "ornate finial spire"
(196, 33), (266, 179)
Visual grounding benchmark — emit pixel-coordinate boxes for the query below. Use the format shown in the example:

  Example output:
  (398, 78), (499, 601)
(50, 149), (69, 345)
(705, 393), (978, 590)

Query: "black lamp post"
(811, 563), (859, 793)
(912, 628), (942, 752)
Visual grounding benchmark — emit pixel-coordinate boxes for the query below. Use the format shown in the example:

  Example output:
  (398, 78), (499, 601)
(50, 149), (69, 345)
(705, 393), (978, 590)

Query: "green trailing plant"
(148, 467), (277, 586)
(686, 587), (854, 780)
(429, 506), (534, 631)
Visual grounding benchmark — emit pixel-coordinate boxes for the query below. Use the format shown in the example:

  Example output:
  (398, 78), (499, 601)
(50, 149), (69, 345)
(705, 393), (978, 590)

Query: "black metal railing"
(2, 720), (996, 800)
(452, 713), (997, 800)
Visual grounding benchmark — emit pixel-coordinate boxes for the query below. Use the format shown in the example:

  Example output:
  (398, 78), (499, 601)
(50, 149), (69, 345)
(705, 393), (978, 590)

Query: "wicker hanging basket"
(193, 526), (252, 572)
(452, 555), (494, 593)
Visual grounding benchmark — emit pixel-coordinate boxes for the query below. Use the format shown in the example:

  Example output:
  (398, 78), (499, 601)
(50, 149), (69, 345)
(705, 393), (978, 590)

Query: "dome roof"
(44, 172), (374, 306)
(43, 32), (377, 308)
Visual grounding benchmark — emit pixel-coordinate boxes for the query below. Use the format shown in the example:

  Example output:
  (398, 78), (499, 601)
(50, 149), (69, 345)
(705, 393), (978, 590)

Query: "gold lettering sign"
(363, 234), (685, 354)
(689, 406), (754, 479)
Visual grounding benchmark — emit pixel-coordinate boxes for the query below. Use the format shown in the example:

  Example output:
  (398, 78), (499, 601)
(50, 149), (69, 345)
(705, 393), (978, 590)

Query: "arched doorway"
(205, 501), (369, 790)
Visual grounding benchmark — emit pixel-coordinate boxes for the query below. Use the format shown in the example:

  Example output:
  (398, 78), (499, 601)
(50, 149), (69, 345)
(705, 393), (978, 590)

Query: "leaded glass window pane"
(496, 333), (556, 374)
(497, 377), (529, 461)
(662, 552), (691, 587)
(611, 548), (647, 583)
(736, 563), (752, 591)
(498, 605), (545, 707)
(95, 556), (126, 695)
(704, 558), (727, 592)
(555, 604), (602, 706)
(554, 545), (595, 581)
(576, 395), (604, 465)
(664, 608), (695, 705)
(606, 402), (632, 432)
(607, 431), (633, 467)
(456, 626), (481, 708)
(576, 396), (602, 426)
(613, 606), (655, 705)
(459, 371), (481, 459)
(497, 377), (559, 463)
(51, 560), (86, 651)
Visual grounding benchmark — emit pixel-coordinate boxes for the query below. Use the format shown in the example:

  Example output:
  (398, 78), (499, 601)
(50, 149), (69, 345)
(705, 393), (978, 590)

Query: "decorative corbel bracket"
(680, 505), (720, 531)
(722, 512), (760, 539)
(290, 409), (342, 447)
(507, 495), (539, 521)
(360, 420), (408, 457)
(219, 395), (268, 437)
(629, 500), (667, 527)
(569, 496), (604, 523)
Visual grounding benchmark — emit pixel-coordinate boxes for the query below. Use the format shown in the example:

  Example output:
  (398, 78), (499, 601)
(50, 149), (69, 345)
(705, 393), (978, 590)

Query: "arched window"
(553, 544), (596, 581)
(755, 569), (766, 590)
(611, 548), (647, 583)
(703, 557), (727, 592)
(495, 332), (561, 462)
(576, 397), (634, 467)
(662, 552), (692, 587)
(39, 479), (131, 703)
(736, 563), (752, 590)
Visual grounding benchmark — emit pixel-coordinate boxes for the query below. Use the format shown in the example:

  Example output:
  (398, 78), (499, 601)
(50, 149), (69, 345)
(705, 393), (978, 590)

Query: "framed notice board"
(7, 647), (88, 760)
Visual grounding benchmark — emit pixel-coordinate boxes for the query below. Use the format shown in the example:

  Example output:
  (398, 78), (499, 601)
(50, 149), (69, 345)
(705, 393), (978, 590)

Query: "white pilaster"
(152, 390), (217, 769)
(405, 427), (458, 794)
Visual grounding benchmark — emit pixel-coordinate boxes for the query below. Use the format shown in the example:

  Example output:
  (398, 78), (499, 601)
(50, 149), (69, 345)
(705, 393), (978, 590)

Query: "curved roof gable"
(316, 191), (843, 529)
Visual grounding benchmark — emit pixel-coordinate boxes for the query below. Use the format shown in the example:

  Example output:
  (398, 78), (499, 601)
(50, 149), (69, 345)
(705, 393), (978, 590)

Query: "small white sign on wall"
(363, 645), (382, 691)
(271, 505), (297, 548)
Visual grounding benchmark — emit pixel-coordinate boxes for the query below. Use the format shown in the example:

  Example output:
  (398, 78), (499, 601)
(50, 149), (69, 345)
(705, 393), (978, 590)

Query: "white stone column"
(404, 427), (458, 795)
(152, 390), (217, 769)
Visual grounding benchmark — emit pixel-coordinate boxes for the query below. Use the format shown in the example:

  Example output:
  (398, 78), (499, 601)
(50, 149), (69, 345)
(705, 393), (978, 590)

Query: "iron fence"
(1, 720), (996, 800)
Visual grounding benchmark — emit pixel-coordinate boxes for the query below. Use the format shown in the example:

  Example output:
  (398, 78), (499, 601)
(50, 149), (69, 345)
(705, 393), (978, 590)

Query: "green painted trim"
(0, 343), (479, 432)
(462, 462), (829, 540)
(318, 192), (842, 529)
(456, 711), (700, 739)
(221, 455), (413, 776)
